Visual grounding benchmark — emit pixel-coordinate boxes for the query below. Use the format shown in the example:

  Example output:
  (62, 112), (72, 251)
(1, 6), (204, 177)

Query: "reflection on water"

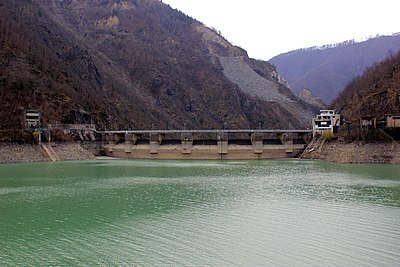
(0, 160), (399, 266)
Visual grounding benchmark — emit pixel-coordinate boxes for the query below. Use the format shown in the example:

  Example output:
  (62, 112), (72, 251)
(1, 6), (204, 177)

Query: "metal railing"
(97, 129), (313, 134)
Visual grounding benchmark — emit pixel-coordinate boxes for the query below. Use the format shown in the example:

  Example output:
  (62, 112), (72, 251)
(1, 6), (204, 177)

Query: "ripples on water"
(0, 159), (399, 266)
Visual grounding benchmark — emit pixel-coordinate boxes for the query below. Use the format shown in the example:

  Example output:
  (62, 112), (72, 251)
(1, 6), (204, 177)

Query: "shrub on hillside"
(322, 130), (333, 140)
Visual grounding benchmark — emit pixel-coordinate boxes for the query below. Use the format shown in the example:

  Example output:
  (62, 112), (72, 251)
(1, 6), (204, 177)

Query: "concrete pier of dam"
(99, 129), (312, 160)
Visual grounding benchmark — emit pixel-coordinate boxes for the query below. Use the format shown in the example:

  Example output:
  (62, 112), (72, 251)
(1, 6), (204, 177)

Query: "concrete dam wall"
(101, 130), (311, 160)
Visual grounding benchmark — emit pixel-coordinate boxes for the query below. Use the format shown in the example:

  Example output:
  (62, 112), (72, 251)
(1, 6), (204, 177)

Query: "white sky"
(161, 0), (400, 60)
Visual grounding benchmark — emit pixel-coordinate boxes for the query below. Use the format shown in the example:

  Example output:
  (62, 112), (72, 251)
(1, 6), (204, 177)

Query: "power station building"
(312, 110), (341, 137)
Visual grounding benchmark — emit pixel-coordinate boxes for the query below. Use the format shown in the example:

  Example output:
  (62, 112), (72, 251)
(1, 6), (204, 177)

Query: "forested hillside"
(269, 34), (400, 104)
(331, 51), (400, 123)
(0, 0), (317, 141)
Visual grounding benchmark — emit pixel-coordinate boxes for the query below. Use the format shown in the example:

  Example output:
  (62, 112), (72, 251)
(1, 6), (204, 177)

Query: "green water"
(0, 159), (399, 266)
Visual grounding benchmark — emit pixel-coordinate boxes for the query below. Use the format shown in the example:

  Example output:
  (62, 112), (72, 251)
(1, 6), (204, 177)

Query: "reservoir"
(0, 159), (399, 266)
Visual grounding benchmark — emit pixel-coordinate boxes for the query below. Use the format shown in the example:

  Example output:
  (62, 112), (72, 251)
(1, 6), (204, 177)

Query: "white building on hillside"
(23, 110), (41, 129)
(312, 110), (341, 137)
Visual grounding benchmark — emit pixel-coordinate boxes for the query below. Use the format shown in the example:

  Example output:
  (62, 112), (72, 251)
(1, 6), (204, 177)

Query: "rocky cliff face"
(0, 0), (318, 139)
(298, 89), (325, 109)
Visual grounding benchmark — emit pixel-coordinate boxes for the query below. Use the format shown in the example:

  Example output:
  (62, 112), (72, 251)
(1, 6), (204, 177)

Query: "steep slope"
(0, 0), (317, 140)
(270, 35), (400, 104)
(331, 51), (400, 122)
(218, 56), (314, 125)
(0, 0), (155, 132)
(302, 52), (400, 161)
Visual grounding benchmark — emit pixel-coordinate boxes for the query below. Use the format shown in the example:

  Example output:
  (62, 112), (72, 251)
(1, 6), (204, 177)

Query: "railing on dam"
(97, 129), (312, 135)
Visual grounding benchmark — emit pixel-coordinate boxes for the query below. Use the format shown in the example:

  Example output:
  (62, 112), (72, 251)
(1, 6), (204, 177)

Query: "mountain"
(269, 34), (400, 104)
(331, 50), (400, 125)
(0, 0), (317, 140)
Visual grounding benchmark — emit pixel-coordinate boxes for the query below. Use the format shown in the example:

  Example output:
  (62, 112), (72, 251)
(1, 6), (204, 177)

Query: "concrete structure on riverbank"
(0, 129), (312, 163)
(23, 110), (41, 129)
(100, 129), (312, 160)
(312, 110), (341, 137)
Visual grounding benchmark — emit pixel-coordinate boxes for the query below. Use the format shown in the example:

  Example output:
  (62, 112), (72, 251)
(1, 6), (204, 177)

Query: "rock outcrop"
(0, 143), (95, 164)
(301, 139), (400, 164)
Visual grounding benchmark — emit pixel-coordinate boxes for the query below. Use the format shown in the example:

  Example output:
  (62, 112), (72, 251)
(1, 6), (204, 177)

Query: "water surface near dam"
(0, 159), (399, 266)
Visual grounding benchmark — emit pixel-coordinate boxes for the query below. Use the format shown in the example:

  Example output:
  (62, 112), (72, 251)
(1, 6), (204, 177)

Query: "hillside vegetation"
(300, 51), (400, 162)
(0, 0), (317, 141)
(269, 34), (400, 104)
(331, 51), (400, 123)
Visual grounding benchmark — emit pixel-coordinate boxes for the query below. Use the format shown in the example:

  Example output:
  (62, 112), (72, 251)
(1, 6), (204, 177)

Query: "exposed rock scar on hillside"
(219, 56), (284, 102)
(219, 56), (314, 125)
(95, 15), (120, 28)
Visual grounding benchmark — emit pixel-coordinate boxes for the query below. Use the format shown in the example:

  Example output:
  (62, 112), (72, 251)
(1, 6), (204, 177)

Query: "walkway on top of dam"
(97, 129), (313, 135)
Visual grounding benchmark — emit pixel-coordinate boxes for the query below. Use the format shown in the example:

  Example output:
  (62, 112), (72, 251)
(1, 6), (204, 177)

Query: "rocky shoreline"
(300, 140), (400, 164)
(1, 141), (399, 164)
(0, 142), (96, 164)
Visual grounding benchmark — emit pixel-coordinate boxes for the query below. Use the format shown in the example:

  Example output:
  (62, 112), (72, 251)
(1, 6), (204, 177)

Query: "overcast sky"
(161, 0), (400, 60)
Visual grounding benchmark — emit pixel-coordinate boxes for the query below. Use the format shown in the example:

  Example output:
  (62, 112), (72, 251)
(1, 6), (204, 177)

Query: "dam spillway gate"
(98, 129), (312, 160)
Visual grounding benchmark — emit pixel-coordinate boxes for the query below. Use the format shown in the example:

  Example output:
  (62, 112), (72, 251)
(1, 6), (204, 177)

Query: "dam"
(99, 129), (312, 160)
